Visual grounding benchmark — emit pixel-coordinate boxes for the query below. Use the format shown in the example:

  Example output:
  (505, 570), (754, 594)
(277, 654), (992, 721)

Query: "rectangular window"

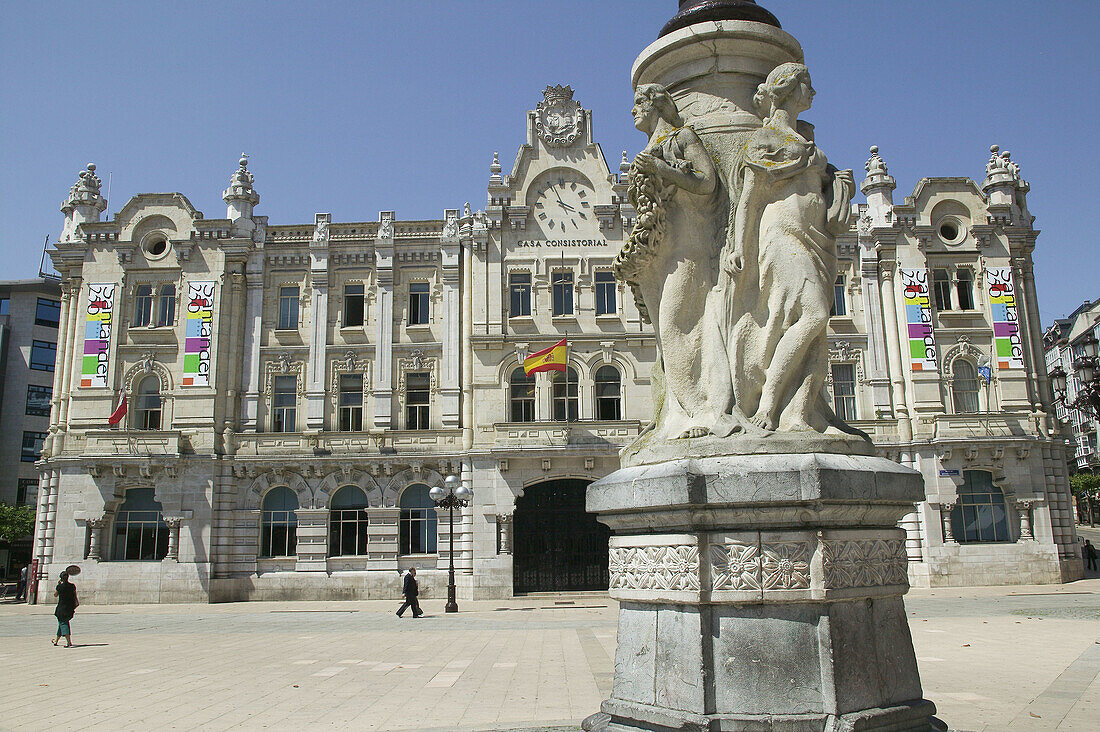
(338, 374), (364, 431)
(344, 283), (365, 327)
(956, 269), (974, 311)
(406, 372), (430, 429)
(133, 284), (153, 326)
(595, 271), (617, 316)
(831, 363), (857, 422)
(21, 431), (47, 462)
(35, 298), (61, 328)
(933, 269), (952, 311)
(830, 275), (847, 317)
(509, 272), (532, 318)
(0, 297), (9, 315)
(157, 284), (176, 327)
(26, 384), (52, 416)
(273, 375), (297, 432)
(17, 478), (39, 507)
(277, 286), (299, 330)
(552, 270), (574, 317)
(408, 282), (430, 325)
(29, 340), (56, 372)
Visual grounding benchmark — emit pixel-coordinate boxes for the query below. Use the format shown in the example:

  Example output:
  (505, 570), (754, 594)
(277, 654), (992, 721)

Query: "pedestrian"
(16, 565), (27, 601)
(1086, 540), (1098, 572)
(396, 566), (423, 618)
(52, 571), (78, 647)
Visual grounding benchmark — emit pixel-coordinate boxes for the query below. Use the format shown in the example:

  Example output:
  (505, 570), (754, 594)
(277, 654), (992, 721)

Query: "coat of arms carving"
(536, 85), (582, 147)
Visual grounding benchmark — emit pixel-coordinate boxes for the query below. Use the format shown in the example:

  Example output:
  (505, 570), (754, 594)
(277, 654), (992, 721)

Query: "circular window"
(936, 217), (966, 245)
(142, 233), (169, 259)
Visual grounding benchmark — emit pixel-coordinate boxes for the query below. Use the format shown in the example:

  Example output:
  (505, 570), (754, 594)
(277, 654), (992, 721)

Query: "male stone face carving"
(616, 68), (862, 464)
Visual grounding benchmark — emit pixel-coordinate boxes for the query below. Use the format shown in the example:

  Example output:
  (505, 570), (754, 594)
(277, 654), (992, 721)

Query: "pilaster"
(373, 212), (395, 429)
(306, 213), (331, 430)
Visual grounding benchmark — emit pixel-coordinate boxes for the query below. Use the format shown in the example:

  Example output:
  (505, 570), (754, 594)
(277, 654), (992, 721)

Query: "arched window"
(950, 470), (1011, 543)
(509, 368), (535, 423)
(329, 485), (369, 557)
(552, 367), (579, 422)
(111, 487), (168, 561)
(952, 360), (980, 414)
(595, 365), (621, 421)
(261, 486), (299, 558)
(399, 484), (438, 555)
(134, 375), (162, 430)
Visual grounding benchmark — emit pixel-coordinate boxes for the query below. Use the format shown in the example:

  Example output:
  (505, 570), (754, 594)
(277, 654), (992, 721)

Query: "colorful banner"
(81, 283), (116, 388)
(183, 281), (215, 386)
(899, 268), (937, 372)
(986, 267), (1024, 370)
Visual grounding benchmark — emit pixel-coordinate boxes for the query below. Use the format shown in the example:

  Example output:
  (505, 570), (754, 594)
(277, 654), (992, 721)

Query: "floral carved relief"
(822, 538), (907, 589)
(710, 540), (761, 591)
(760, 541), (811, 590)
(609, 544), (700, 592)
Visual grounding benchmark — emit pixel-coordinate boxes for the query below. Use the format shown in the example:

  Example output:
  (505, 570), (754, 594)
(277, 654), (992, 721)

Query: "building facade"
(1044, 299), (1100, 475)
(0, 277), (62, 577)
(30, 88), (1081, 604)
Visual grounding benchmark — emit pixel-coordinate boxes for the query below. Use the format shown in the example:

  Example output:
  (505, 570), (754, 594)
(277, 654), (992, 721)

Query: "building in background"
(0, 277), (61, 577)
(1044, 299), (1100, 475)
(30, 88), (1080, 604)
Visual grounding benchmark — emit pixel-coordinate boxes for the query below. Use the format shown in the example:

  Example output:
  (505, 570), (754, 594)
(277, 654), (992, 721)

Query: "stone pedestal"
(585, 454), (944, 732)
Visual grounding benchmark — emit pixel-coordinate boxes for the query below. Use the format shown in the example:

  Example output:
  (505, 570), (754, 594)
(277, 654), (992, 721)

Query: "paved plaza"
(1, 577), (1098, 732)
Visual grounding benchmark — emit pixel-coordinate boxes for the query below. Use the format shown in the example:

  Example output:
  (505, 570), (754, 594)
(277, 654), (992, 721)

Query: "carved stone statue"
(616, 69), (862, 465)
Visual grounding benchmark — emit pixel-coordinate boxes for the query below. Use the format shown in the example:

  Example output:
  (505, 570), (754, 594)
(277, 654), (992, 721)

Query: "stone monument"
(586, 2), (946, 730)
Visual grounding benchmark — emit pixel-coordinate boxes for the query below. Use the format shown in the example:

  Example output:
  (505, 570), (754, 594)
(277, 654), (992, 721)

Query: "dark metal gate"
(513, 479), (610, 593)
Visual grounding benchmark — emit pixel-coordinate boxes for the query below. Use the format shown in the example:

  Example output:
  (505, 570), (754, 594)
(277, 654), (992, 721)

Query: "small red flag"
(108, 391), (127, 426)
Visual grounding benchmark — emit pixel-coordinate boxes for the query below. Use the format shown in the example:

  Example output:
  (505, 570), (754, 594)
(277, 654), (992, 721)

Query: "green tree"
(1070, 473), (1100, 527)
(0, 503), (36, 545)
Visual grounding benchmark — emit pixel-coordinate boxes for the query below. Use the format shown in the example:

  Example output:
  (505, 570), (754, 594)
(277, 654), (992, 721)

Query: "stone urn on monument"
(586, 2), (946, 730)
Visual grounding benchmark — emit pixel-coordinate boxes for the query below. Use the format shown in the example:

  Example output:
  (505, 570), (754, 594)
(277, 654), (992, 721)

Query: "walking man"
(1085, 540), (1098, 572)
(16, 565), (27, 601)
(396, 566), (423, 618)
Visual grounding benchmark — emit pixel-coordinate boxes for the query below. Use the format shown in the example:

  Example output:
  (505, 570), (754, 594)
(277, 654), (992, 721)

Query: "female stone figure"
(727, 63), (855, 432)
(615, 84), (740, 442)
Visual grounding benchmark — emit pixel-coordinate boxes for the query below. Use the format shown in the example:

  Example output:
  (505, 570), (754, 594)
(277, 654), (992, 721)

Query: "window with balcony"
(111, 487), (169, 561)
(509, 272), (532, 318)
(830, 363), (857, 421)
(277, 286), (299, 330)
(595, 365), (621, 420)
(133, 285), (154, 326)
(552, 270), (574, 317)
(26, 384), (52, 417)
(406, 372), (430, 429)
(35, 298), (61, 328)
(595, 271), (617, 316)
(338, 374), (364, 431)
(509, 368), (535, 422)
(29, 340), (56, 372)
(552, 367), (579, 422)
(399, 484), (438, 555)
(134, 375), (162, 430)
(950, 470), (1011, 543)
(408, 282), (430, 325)
(344, 283), (365, 327)
(261, 486), (298, 558)
(329, 485), (369, 557)
(952, 360), (981, 414)
(273, 375), (297, 432)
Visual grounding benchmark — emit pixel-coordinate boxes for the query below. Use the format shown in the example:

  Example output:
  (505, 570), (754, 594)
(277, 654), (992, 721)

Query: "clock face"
(530, 171), (595, 233)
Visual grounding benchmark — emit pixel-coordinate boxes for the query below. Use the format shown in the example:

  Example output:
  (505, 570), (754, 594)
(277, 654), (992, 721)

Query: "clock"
(529, 170), (595, 233)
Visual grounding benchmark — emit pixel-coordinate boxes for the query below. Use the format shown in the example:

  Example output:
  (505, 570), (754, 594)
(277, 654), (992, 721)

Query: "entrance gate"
(513, 478), (610, 593)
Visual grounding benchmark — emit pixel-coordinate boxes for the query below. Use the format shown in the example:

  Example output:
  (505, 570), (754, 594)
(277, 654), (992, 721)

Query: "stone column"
(496, 514), (513, 555)
(373, 214), (395, 430)
(937, 503), (957, 544)
(1016, 500), (1035, 541)
(56, 276), (83, 447)
(240, 259), (265, 429)
(43, 470), (60, 567)
(86, 516), (106, 561)
(441, 222), (462, 428)
(306, 213), (330, 431)
(879, 263), (913, 441)
(1010, 258), (1042, 413)
(461, 239), (474, 449)
(164, 516), (184, 561)
(44, 280), (73, 453)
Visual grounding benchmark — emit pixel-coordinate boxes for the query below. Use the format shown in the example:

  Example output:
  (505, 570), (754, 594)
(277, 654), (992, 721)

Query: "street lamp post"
(430, 474), (471, 613)
(1050, 332), (1100, 525)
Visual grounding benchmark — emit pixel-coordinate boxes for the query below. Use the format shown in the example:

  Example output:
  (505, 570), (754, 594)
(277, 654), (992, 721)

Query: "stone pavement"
(0, 581), (1098, 732)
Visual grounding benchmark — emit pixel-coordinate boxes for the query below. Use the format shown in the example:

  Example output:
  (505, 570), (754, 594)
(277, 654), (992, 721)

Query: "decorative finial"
(239, 153), (249, 168)
(489, 151), (503, 184)
(223, 152), (259, 211)
(620, 151), (630, 173)
(860, 144), (895, 197)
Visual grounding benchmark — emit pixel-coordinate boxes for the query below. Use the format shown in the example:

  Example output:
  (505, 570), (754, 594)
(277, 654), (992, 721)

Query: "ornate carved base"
(585, 454), (944, 732)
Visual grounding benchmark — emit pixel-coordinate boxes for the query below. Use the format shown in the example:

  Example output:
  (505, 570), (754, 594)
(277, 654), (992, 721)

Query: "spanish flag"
(523, 338), (568, 376)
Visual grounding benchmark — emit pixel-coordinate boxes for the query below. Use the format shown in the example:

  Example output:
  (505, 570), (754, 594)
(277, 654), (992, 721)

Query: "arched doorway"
(513, 478), (610, 593)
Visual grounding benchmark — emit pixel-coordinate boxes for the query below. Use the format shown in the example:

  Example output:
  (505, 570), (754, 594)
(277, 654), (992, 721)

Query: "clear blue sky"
(2, 1), (1096, 325)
